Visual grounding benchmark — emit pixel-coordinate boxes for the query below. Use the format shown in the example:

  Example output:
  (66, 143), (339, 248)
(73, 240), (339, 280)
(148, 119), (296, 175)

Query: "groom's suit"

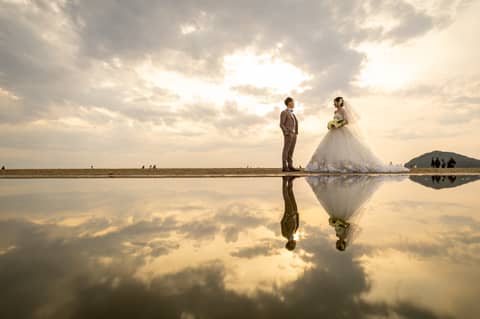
(280, 109), (298, 169)
(281, 176), (299, 242)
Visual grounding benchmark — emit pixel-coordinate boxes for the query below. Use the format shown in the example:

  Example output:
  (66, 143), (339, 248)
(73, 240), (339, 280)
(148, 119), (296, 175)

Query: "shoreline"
(1, 168), (480, 179)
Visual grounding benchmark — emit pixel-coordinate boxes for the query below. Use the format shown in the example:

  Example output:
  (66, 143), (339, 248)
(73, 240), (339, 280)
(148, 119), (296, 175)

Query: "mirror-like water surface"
(1, 176), (479, 319)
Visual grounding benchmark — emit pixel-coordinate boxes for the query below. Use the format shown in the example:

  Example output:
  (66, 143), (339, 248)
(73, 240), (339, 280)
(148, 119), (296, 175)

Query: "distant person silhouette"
(435, 158), (441, 168)
(281, 176), (299, 251)
(447, 157), (456, 168)
(441, 159), (446, 168)
(431, 157), (435, 168)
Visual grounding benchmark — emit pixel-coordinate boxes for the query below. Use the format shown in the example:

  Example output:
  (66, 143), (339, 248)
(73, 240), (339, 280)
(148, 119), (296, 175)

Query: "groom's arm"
(280, 111), (289, 135)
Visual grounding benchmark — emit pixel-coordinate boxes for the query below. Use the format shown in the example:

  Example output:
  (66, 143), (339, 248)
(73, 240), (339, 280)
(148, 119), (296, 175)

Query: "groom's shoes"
(288, 167), (301, 172)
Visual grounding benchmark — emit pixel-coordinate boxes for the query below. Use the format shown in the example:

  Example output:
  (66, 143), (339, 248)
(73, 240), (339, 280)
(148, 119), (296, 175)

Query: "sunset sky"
(1, 0), (479, 168)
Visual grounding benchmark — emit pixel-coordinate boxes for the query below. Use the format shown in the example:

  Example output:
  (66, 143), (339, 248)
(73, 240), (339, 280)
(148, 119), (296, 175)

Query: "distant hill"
(409, 175), (480, 189)
(405, 151), (480, 168)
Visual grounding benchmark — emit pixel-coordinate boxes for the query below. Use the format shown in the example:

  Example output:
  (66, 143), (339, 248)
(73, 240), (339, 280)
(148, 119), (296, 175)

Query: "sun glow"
(135, 51), (312, 116)
(223, 51), (312, 94)
(354, 43), (417, 91)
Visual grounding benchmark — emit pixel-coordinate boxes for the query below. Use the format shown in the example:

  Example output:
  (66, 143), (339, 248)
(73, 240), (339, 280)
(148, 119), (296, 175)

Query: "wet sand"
(1, 168), (480, 178)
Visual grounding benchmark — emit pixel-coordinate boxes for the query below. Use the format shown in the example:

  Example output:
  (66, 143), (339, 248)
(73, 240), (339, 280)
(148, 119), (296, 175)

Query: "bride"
(307, 175), (406, 251)
(306, 175), (384, 251)
(305, 97), (408, 173)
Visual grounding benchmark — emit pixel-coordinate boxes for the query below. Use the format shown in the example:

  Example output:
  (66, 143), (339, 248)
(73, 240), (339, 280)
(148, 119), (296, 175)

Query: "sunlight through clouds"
(354, 43), (418, 91)
(223, 50), (312, 94)
(1, 0), (479, 167)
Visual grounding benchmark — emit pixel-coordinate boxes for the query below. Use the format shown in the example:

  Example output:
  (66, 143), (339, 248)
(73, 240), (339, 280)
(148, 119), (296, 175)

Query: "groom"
(280, 97), (300, 172)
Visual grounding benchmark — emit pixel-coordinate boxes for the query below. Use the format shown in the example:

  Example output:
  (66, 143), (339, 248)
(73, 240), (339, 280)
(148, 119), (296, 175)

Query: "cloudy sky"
(1, 0), (479, 168)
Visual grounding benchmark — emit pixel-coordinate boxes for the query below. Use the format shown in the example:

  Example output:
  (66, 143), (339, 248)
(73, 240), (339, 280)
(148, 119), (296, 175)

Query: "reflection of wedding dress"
(305, 103), (409, 173)
(306, 175), (396, 249)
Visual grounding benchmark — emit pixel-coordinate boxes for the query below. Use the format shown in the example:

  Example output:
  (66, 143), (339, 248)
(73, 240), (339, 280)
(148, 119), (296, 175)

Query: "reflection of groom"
(280, 97), (300, 172)
(281, 176), (299, 251)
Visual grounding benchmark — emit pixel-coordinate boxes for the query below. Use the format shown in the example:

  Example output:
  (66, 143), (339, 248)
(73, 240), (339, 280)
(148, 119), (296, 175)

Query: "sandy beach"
(1, 167), (479, 178)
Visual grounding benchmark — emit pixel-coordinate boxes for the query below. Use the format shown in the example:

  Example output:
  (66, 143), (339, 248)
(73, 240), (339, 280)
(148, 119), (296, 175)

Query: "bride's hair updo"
(334, 96), (344, 106)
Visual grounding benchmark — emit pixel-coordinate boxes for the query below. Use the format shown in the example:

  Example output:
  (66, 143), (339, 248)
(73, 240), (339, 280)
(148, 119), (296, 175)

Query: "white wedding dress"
(305, 101), (408, 173)
(306, 175), (406, 250)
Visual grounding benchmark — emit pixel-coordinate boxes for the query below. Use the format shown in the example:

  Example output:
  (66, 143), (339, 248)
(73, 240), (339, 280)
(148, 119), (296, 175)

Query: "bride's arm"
(339, 108), (349, 125)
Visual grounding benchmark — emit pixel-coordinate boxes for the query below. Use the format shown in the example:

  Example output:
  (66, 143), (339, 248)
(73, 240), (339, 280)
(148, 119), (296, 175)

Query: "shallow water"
(0, 176), (479, 319)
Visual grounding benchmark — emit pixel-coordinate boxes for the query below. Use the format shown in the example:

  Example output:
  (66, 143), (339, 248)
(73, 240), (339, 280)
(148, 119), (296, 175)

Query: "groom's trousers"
(282, 134), (297, 169)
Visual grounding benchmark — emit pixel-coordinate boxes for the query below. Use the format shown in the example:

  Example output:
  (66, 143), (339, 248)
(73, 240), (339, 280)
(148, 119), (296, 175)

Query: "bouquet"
(327, 118), (345, 130)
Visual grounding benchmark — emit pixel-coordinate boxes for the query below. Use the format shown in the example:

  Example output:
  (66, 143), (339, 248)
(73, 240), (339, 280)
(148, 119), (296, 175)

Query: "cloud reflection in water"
(0, 176), (479, 318)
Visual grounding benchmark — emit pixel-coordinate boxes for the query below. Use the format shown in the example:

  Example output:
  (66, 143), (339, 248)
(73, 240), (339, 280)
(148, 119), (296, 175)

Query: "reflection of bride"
(305, 97), (409, 173)
(306, 175), (388, 251)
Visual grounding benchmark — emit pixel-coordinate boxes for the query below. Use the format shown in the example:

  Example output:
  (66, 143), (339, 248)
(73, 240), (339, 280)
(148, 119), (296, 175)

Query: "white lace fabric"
(305, 101), (408, 173)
